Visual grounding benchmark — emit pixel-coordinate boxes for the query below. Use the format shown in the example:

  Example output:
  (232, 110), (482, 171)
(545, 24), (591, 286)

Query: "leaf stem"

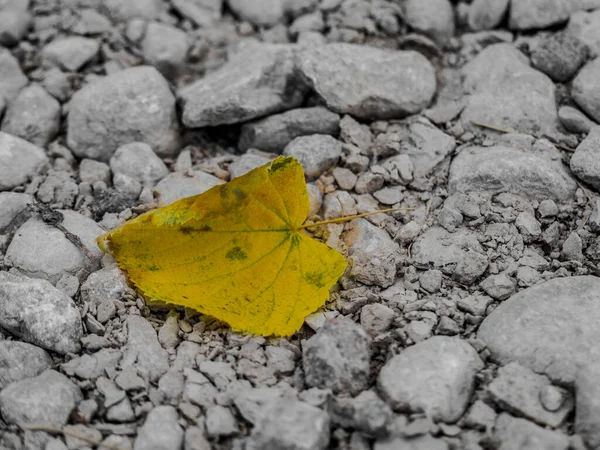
(298, 207), (413, 229)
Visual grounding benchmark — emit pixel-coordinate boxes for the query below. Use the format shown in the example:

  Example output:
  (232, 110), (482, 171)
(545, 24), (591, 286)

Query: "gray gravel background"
(2, 0), (600, 449)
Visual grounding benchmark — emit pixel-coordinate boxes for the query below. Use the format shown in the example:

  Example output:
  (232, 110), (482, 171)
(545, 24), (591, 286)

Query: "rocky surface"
(1, 1), (600, 449)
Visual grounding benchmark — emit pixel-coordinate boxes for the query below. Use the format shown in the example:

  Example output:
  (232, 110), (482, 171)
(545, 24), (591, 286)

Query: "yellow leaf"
(96, 156), (347, 336)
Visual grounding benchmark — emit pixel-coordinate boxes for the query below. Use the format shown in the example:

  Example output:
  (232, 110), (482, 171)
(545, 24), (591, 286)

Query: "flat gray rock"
(0, 1), (31, 47)
(238, 106), (340, 153)
(377, 336), (483, 422)
(343, 218), (399, 288)
(572, 58), (600, 123)
(42, 36), (99, 72)
(0, 273), (83, 354)
(508, 0), (599, 30)
(402, 0), (455, 44)
(5, 210), (104, 284)
(461, 44), (559, 136)
(67, 66), (180, 161)
(575, 363), (600, 449)
(374, 435), (449, 450)
(530, 32), (588, 82)
(122, 315), (169, 382)
(227, 0), (285, 27)
(103, 0), (166, 21)
(303, 318), (371, 395)
(153, 170), (224, 206)
(493, 413), (569, 450)
(228, 153), (271, 179)
(478, 276), (600, 384)
(297, 43), (436, 120)
(0, 132), (48, 191)
(110, 142), (169, 188)
(467, 0), (509, 30)
(0, 192), (33, 234)
(570, 126), (600, 190)
(567, 8), (600, 57)
(412, 227), (488, 285)
(448, 145), (577, 202)
(172, 0), (222, 27)
(283, 134), (342, 181)
(1, 84), (60, 147)
(141, 22), (189, 79)
(0, 341), (53, 389)
(178, 43), (306, 127)
(133, 405), (183, 450)
(0, 370), (82, 427)
(80, 266), (131, 306)
(246, 398), (330, 450)
(0, 49), (28, 103)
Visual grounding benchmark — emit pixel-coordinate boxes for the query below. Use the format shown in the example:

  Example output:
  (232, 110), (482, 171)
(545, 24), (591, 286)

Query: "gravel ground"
(1, 0), (600, 449)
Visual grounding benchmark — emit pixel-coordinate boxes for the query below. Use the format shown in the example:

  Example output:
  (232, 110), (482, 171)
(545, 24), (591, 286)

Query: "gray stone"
(464, 400), (496, 431)
(198, 360), (237, 390)
(158, 370), (183, 404)
(449, 145), (576, 201)
(246, 398), (330, 450)
(73, 8), (112, 35)
(122, 315), (169, 382)
(0, 192), (32, 234)
(80, 159), (111, 185)
(575, 363), (600, 449)
(461, 44), (559, 136)
(303, 318), (370, 395)
(42, 67), (71, 101)
(0, 370), (82, 427)
(1, 84), (60, 147)
(179, 43), (306, 127)
(42, 37), (99, 72)
(396, 221), (421, 243)
(351, 390), (393, 438)
(0, 341), (53, 389)
(64, 425), (103, 449)
(103, 0), (166, 21)
(232, 386), (292, 424)
(468, 0), (509, 30)
(6, 211), (104, 284)
(283, 134), (342, 181)
(562, 230), (583, 261)
(153, 170), (224, 206)
(378, 336), (483, 422)
(115, 367), (146, 391)
(0, 273), (82, 354)
(36, 169), (79, 208)
(297, 43), (436, 120)
(172, 0), (222, 27)
(0, 49), (28, 103)
(355, 173), (384, 195)
(571, 126), (600, 191)
(229, 153), (271, 179)
(106, 397), (135, 422)
(402, 0), (455, 44)
(142, 22), (189, 78)
(238, 107), (340, 153)
(184, 378), (218, 408)
(508, 0), (584, 30)
(478, 276), (600, 384)
(419, 269), (443, 293)
(493, 413), (569, 450)
(412, 227), (488, 285)
(488, 362), (572, 428)
(343, 219), (399, 287)
(61, 348), (122, 380)
(530, 32), (588, 82)
(480, 273), (515, 300)
(110, 142), (169, 188)
(373, 186), (404, 205)
(134, 406), (183, 450)
(0, 0), (31, 47)
(205, 405), (239, 437)
(339, 115), (372, 152)
(567, 8), (600, 57)
(589, 198), (600, 232)
(184, 426), (212, 450)
(573, 58), (600, 123)
(558, 105), (595, 135)
(81, 267), (131, 306)
(374, 435), (449, 450)
(158, 314), (181, 349)
(265, 346), (296, 374)
(227, 0), (285, 27)
(0, 132), (48, 191)
(360, 303), (395, 335)
(68, 66), (179, 161)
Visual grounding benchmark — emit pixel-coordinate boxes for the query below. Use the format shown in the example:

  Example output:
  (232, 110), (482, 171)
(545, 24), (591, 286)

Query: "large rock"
(0, 273), (83, 354)
(478, 276), (600, 384)
(134, 406), (183, 450)
(377, 336), (483, 422)
(461, 44), (559, 136)
(508, 0), (600, 30)
(0, 49), (28, 103)
(572, 57), (600, 123)
(5, 210), (104, 284)
(570, 126), (600, 191)
(42, 36), (99, 72)
(1, 84), (60, 147)
(412, 227), (488, 285)
(0, 341), (53, 389)
(402, 0), (455, 44)
(178, 44), (306, 128)
(227, 0), (285, 27)
(67, 66), (180, 161)
(448, 146), (577, 202)
(567, 9), (600, 57)
(297, 43), (436, 120)
(238, 106), (340, 153)
(0, 370), (82, 427)
(0, 132), (48, 191)
(303, 318), (370, 395)
(0, 0), (31, 47)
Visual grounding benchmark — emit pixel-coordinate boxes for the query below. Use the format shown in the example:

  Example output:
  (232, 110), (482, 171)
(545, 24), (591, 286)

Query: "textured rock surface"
(0, 132), (48, 191)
